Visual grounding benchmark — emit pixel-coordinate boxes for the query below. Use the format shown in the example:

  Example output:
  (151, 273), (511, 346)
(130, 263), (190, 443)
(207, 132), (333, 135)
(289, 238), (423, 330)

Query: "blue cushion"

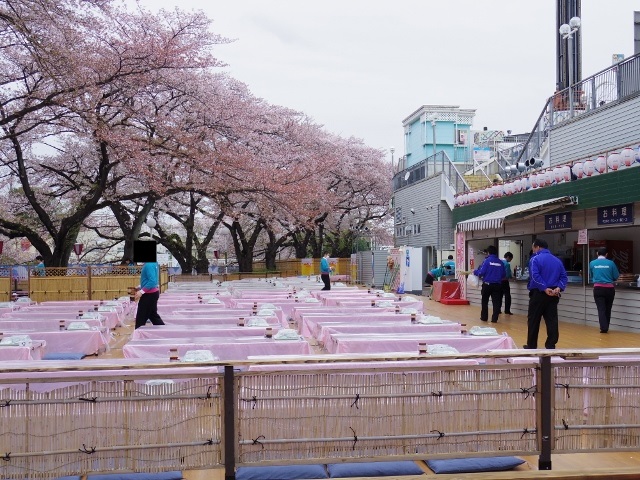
(236, 464), (328, 480)
(326, 461), (423, 478)
(87, 472), (182, 480)
(426, 456), (525, 474)
(43, 352), (85, 360)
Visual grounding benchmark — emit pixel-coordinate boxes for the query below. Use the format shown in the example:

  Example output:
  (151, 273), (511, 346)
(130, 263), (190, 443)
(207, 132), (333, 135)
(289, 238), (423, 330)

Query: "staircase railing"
(392, 150), (470, 194)
(514, 51), (640, 168)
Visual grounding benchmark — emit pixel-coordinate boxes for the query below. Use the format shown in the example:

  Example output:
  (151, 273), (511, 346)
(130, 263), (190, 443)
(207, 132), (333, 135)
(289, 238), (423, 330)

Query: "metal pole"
(432, 121), (437, 156)
(224, 365), (236, 480)
(538, 355), (553, 470)
(568, 34), (574, 117)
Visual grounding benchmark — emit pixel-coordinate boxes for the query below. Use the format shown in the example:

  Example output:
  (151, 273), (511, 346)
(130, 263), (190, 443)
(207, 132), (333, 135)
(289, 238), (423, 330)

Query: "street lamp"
(390, 147), (395, 169)
(559, 16), (581, 117)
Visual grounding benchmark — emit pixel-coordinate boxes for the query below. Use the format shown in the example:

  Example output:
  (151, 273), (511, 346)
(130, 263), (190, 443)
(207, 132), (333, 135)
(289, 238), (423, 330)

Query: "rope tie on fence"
(431, 391), (443, 397)
(562, 419), (570, 430)
(251, 435), (265, 449)
(1, 400), (11, 407)
(430, 430), (445, 440)
(198, 386), (213, 400)
(204, 438), (214, 446)
(521, 428), (536, 439)
(350, 393), (360, 409)
(79, 444), (96, 454)
(79, 396), (98, 403)
(520, 385), (537, 399)
(241, 396), (258, 409)
(556, 383), (571, 399)
(2, 452), (10, 461)
(349, 427), (358, 450)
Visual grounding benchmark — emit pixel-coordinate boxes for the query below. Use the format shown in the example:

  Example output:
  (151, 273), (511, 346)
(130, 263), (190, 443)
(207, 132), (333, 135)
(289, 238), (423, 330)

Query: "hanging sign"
(597, 203), (633, 225)
(545, 212), (572, 231)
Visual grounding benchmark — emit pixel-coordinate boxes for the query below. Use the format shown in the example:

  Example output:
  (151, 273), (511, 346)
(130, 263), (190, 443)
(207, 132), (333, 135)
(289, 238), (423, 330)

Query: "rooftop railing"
(512, 51), (640, 169)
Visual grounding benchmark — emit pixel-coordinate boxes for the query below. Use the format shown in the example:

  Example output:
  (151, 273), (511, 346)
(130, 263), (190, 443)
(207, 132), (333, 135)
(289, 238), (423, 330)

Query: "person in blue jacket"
(425, 266), (443, 286)
(134, 261), (165, 329)
(442, 255), (456, 276)
(320, 252), (331, 290)
(473, 245), (505, 323)
(524, 238), (568, 349)
(588, 247), (619, 333)
(501, 252), (514, 315)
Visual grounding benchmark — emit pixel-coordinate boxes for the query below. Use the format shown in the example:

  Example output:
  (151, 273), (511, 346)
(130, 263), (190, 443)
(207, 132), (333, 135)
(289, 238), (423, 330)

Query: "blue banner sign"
(597, 203), (634, 225)
(545, 212), (572, 231)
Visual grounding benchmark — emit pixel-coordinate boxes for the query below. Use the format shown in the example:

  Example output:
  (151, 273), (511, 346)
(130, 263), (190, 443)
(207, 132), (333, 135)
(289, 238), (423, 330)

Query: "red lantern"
(21, 238), (31, 251)
(73, 243), (84, 256)
(0, 240), (3, 255)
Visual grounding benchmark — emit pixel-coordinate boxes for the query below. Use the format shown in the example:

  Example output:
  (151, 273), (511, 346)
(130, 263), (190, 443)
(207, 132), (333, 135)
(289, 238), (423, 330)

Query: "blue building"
(400, 105), (475, 170)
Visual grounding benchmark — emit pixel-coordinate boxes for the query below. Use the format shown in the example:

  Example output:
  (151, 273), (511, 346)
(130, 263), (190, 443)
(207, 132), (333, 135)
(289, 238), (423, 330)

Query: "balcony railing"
(392, 150), (470, 194)
(512, 51), (640, 169)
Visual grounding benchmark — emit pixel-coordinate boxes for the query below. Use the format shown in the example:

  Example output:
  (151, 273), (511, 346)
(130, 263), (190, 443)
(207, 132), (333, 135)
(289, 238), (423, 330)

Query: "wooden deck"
(94, 291), (640, 479)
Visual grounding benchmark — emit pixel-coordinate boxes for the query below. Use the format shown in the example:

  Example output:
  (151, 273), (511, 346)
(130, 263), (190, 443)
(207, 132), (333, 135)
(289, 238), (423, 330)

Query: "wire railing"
(513, 51), (640, 169)
(392, 150), (470, 194)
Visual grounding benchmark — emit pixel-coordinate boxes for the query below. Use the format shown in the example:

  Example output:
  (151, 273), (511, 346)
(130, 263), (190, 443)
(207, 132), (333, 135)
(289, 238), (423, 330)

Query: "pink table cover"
(123, 336), (311, 360)
(0, 318), (105, 331)
(0, 360), (222, 392)
(290, 306), (400, 324)
(299, 313), (423, 337)
(5, 310), (121, 329)
(248, 358), (480, 371)
(160, 315), (283, 327)
(331, 334), (517, 355)
(132, 325), (282, 341)
(3, 330), (109, 356)
(334, 300), (424, 311)
(316, 322), (464, 348)
(0, 346), (34, 360)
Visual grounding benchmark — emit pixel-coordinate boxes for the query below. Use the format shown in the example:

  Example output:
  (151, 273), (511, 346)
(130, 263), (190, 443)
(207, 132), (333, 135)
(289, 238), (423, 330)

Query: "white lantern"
(607, 152), (621, 171)
(482, 188), (491, 200)
(621, 147), (634, 167)
(530, 174), (539, 188)
(545, 170), (555, 185)
(571, 162), (584, 178)
(538, 172), (548, 187)
(145, 217), (157, 229)
(583, 160), (595, 176)
(538, 170), (553, 187)
(594, 155), (606, 173)
(504, 183), (513, 195)
(561, 165), (572, 182)
(554, 167), (564, 183)
(493, 185), (503, 197)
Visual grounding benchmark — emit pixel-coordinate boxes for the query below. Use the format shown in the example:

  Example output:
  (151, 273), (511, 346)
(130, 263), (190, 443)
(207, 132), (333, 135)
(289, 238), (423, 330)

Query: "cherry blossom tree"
(0, 0), (227, 266)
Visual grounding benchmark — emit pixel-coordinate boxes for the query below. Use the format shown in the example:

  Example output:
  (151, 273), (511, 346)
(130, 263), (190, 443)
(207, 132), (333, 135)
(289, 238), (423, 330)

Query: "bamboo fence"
(2, 352), (640, 478)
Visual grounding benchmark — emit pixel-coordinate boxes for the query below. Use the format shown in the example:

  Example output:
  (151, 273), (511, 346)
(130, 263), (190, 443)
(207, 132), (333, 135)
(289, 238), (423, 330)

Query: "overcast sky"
(141, 0), (638, 161)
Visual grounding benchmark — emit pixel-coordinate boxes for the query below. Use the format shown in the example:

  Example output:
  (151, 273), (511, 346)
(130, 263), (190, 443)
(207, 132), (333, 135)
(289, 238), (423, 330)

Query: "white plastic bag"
(467, 274), (480, 289)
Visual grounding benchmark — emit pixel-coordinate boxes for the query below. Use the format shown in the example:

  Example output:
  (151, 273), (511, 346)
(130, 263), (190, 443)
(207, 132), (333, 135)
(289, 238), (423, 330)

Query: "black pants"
(135, 291), (165, 329)
(321, 273), (331, 290)
(593, 286), (615, 332)
(480, 283), (503, 322)
(502, 280), (511, 313)
(425, 273), (435, 286)
(526, 290), (559, 348)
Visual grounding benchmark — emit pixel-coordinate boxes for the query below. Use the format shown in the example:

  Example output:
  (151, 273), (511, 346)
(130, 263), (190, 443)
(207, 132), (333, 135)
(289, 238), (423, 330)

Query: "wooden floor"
(90, 290), (640, 479)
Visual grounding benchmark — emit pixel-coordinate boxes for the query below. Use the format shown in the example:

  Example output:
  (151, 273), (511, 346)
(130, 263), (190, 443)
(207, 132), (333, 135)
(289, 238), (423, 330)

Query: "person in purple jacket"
(473, 245), (506, 323)
(524, 238), (568, 349)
